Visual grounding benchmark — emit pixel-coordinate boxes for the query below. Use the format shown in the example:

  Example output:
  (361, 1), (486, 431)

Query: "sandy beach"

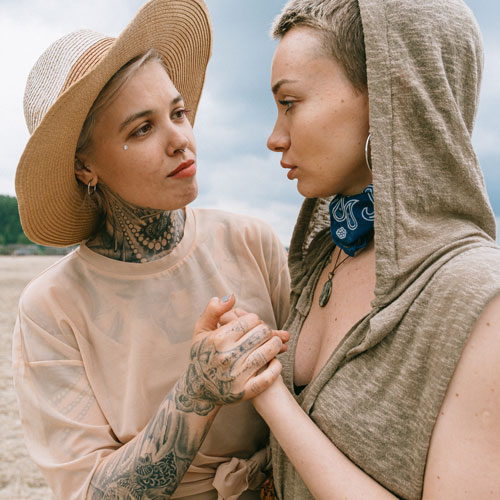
(0, 256), (60, 500)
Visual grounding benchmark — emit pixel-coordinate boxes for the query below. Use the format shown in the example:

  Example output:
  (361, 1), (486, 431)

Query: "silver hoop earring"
(365, 133), (372, 171)
(88, 180), (97, 196)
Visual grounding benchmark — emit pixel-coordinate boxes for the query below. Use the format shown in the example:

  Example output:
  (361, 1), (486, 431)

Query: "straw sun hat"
(16, 0), (212, 247)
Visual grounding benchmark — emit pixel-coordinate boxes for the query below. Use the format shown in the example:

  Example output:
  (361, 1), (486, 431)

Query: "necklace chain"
(318, 248), (350, 307)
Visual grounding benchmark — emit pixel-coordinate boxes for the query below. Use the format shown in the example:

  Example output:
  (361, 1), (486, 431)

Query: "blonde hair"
(272, 0), (366, 91)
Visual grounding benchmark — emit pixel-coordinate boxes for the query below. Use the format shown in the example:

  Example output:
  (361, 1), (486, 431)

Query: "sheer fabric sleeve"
(267, 229), (291, 330)
(12, 301), (120, 500)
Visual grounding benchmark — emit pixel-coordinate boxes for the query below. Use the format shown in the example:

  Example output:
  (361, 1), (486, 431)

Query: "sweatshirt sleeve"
(12, 299), (119, 500)
(269, 233), (291, 330)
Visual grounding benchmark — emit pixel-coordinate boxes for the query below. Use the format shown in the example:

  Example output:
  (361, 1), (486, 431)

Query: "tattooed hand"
(90, 295), (288, 499)
(175, 295), (289, 416)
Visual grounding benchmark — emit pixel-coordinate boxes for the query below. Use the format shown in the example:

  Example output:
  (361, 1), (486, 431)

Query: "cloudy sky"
(0, 0), (498, 245)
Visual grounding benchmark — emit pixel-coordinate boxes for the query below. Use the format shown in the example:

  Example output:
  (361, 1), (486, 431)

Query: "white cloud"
(0, 0), (142, 196)
(1, 0), (498, 246)
(192, 151), (304, 245)
(194, 89), (250, 154)
(192, 196), (301, 248)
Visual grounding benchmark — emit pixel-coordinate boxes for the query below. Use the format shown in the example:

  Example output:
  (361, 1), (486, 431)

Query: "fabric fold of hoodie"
(271, 1), (500, 498)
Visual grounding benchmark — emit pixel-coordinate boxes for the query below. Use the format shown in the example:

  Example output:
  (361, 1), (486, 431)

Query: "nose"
(166, 123), (191, 156)
(267, 118), (289, 152)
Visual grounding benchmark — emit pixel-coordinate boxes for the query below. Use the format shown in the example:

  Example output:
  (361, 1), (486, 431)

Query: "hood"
(290, 0), (497, 312)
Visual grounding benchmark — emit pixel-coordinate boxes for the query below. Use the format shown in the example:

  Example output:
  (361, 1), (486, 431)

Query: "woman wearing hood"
(254, 0), (500, 498)
(12, 1), (290, 499)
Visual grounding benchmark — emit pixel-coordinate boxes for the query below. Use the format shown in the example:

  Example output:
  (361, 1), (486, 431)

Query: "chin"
(183, 189), (198, 207)
(297, 182), (335, 199)
(170, 185), (198, 210)
(158, 181), (198, 210)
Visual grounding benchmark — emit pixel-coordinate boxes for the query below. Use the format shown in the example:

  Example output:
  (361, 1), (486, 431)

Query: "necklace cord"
(319, 247), (350, 307)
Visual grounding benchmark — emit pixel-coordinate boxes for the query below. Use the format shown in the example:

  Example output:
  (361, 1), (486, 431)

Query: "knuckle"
(264, 336), (282, 354)
(273, 336), (283, 350)
(251, 351), (268, 368)
(218, 353), (232, 367)
(258, 323), (272, 337)
(213, 330), (225, 343)
(233, 317), (246, 333)
(244, 313), (259, 326)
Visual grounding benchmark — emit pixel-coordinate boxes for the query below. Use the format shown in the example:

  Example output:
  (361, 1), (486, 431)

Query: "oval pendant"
(319, 279), (332, 307)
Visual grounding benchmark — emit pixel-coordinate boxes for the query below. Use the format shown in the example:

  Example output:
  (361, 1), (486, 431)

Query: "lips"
(168, 159), (195, 178)
(280, 160), (297, 180)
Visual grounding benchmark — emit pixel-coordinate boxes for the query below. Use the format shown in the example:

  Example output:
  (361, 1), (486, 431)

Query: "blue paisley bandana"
(329, 184), (375, 257)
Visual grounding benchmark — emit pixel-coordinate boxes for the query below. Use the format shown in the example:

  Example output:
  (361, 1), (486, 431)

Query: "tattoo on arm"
(90, 389), (212, 500)
(89, 333), (255, 499)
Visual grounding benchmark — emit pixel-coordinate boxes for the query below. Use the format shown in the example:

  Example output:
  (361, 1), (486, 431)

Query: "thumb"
(194, 294), (236, 334)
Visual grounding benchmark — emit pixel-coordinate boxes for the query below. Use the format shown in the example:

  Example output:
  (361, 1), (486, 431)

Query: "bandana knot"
(329, 184), (374, 256)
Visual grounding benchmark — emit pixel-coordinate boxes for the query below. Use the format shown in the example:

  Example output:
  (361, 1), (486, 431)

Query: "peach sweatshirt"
(13, 208), (290, 500)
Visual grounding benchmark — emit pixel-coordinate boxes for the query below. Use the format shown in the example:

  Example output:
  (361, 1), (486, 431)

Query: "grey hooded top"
(271, 0), (500, 498)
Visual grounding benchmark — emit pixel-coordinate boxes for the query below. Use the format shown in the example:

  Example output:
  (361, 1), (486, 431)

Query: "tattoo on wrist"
(174, 337), (244, 415)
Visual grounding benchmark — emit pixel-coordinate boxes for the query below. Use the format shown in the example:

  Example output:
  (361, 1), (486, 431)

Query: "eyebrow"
(272, 79), (298, 95)
(118, 94), (185, 132)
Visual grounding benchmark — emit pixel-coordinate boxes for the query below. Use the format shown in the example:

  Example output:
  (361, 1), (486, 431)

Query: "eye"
(278, 99), (294, 114)
(131, 122), (153, 137)
(172, 108), (191, 120)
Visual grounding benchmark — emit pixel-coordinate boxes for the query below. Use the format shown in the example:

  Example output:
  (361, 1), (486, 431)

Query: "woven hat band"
(61, 37), (115, 94)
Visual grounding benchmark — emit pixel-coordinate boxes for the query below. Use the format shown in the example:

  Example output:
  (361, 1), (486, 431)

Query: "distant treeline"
(0, 195), (30, 245)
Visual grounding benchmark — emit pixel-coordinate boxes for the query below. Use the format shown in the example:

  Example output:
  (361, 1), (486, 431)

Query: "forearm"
(254, 383), (396, 500)
(89, 378), (219, 500)
(89, 300), (284, 499)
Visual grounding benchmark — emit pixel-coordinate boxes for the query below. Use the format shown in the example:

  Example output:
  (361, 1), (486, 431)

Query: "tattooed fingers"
(237, 325), (290, 359)
(183, 300), (290, 411)
(217, 312), (262, 342)
(240, 335), (284, 376)
(244, 358), (283, 398)
(236, 322), (273, 352)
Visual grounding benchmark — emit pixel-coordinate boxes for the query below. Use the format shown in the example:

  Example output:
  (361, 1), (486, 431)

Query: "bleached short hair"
(271, 0), (366, 91)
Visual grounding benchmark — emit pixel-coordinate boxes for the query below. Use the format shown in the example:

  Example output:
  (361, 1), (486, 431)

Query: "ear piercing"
(87, 180), (97, 196)
(123, 144), (129, 151)
(365, 133), (372, 171)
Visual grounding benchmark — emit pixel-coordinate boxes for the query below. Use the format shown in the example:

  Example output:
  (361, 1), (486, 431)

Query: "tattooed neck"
(87, 188), (185, 263)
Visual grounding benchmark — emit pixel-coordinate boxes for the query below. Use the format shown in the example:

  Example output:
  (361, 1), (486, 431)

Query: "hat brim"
(16, 0), (212, 246)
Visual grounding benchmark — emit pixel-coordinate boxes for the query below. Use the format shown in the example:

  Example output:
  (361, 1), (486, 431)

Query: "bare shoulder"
(423, 292), (500, 498)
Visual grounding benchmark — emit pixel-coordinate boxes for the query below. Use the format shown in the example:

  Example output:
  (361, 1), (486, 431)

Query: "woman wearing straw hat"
(252, 0), (500, 499)
(12, 1), (290, 499)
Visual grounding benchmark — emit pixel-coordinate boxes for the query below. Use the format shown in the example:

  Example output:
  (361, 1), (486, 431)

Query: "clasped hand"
(175, 295), (288, 416)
